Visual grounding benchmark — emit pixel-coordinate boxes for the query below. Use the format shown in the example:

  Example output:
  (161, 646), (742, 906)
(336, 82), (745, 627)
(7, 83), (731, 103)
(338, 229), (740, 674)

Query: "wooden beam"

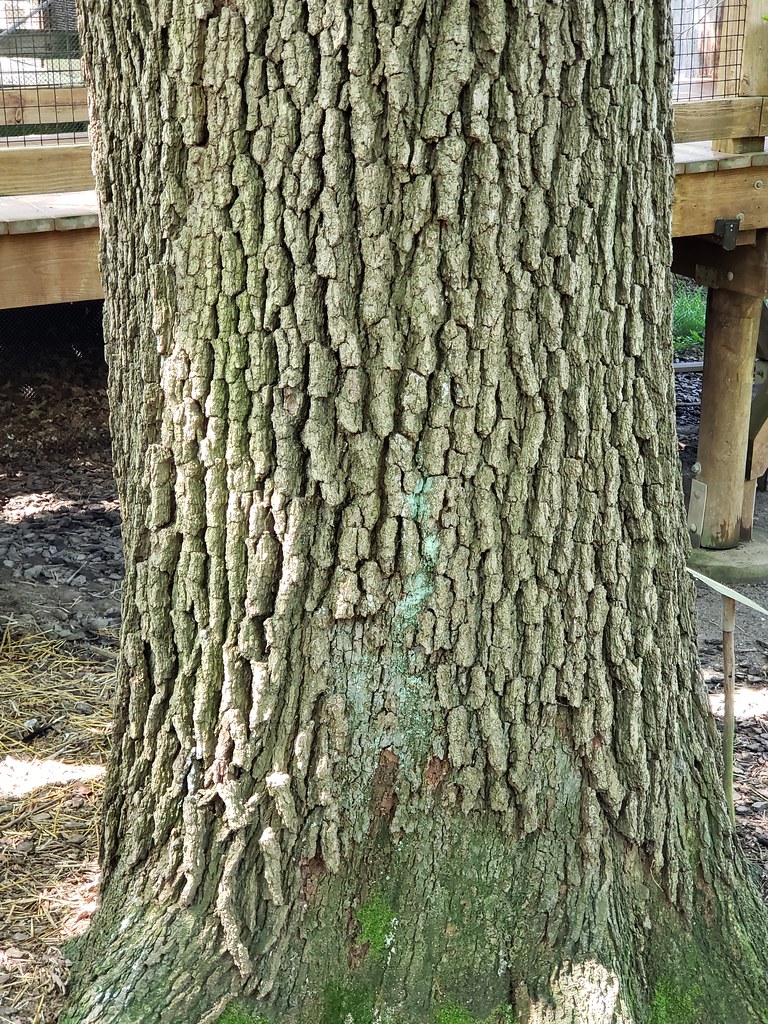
(747, 377), (768, 481)
(712, 138), (766, 155)
(0, 227), (101, 309)
(735, 229), (758, 246)
(672, 233), (768, 298)
(0, 144), (93, 196)
(673, 98), (764, 143)
(672, 164), (768, 237)
(674, 361), (705, 375)
(740, 0), (768, 97)
(0, 87), (89, 128)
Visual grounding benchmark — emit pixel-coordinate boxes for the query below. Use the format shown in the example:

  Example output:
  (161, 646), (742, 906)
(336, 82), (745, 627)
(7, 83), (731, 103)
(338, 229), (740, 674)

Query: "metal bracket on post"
(713, 217), (741, 251)
(688, 478), (707, 549)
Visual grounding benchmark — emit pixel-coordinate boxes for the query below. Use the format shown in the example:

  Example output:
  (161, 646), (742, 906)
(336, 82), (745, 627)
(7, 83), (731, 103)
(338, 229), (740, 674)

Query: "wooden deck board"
(673, 139), (768, 176)
(0, 228), (101, 309)
(0, 188), (101, 308)
(0, 191), (99, 235)
(672, 140), (768, 238)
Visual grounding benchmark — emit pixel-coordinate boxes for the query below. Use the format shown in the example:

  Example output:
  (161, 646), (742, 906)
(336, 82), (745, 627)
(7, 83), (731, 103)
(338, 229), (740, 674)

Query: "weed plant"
(673, 278), (706, 355)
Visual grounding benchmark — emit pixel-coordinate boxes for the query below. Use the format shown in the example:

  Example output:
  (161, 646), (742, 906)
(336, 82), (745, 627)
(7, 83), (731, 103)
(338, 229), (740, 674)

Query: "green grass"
(672, 279), (706, 355)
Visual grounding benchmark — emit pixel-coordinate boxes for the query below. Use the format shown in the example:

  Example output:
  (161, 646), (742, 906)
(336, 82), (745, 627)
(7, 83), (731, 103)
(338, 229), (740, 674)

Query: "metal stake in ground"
(686, 568), (768, 823)
(722, 594), (736, 826)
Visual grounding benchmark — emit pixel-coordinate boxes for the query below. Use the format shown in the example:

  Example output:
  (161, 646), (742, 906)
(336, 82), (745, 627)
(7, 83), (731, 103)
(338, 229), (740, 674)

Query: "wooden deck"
(0, 134), (767, 311)
(0, 190), (98, 233)
(0, 188), (100, 308)
(1, 82), (768, 555)
(673, 140), (768, 238)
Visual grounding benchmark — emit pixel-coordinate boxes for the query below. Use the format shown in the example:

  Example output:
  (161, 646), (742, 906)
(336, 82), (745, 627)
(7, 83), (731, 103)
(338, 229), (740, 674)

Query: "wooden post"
(712, 0), (767, 153)
(695, 288), (763, 548)
(722, 596), (736, 826)
(739, 0), (768, 97)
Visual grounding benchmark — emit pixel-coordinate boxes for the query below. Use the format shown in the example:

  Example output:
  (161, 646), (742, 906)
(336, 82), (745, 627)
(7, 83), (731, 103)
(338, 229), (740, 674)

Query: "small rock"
(23, 564), (43, 580)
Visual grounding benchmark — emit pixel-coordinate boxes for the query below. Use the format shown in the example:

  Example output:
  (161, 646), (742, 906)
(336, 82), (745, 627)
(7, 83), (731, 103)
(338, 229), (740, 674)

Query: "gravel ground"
(0, 356), (120, 644)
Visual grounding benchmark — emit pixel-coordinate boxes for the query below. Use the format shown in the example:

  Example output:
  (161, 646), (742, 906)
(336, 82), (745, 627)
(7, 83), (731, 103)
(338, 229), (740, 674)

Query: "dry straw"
(0, 626), (114, 1024)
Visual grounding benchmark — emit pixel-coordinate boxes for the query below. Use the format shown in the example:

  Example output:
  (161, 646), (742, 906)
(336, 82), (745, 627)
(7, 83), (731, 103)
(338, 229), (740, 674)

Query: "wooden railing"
(673, 97), (768, 144)
(0, 86), (89, 130)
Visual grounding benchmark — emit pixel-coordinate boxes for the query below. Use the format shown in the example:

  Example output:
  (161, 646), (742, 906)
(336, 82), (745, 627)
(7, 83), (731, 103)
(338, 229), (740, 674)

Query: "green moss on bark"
(316, 995), (516, 1024)
(647, 979), (699, 1024)
(356, 892), (395, 960)
(434, 1006), (517, 1024)
(216, 1005), (270, 1024)
(322, 983), (375, 1024)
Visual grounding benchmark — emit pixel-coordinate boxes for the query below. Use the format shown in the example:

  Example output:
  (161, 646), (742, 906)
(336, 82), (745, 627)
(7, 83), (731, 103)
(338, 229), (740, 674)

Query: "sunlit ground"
(0, 757), (104, 801)
(707, 681), (768, 720)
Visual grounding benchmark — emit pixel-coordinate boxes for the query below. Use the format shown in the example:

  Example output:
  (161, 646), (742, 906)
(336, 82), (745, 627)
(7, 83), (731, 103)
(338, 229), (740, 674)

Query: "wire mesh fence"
(672, 0), (746, 102)
(0, 0), (85, 147)
(0, 0), (757, 150)
(0, 300), (104, 397)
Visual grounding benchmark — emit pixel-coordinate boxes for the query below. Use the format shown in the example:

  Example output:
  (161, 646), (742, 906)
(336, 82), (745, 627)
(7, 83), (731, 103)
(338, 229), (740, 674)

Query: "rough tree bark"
(64, 0), (768, 1022)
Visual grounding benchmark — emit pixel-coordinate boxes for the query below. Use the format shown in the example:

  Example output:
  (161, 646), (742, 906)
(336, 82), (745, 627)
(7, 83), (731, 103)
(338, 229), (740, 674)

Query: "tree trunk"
(65, 1), (768, 1022)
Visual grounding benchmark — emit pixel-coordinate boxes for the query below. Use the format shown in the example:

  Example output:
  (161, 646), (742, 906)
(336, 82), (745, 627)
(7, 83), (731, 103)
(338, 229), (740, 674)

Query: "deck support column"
(694, 287), (763, 548)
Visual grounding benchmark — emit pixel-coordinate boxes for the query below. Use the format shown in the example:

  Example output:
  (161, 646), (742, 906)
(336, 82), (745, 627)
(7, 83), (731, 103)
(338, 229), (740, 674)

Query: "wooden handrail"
(673, 98), (767, 144)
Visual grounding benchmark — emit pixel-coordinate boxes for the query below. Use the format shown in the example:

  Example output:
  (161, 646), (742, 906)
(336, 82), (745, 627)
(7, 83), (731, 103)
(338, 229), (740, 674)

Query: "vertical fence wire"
(672, 0), (747, 102)
(0, 0), (84, 148)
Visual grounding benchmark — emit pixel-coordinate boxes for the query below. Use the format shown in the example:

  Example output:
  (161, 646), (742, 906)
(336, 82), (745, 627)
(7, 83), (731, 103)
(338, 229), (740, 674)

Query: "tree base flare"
(62, 825), (768, 1024)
